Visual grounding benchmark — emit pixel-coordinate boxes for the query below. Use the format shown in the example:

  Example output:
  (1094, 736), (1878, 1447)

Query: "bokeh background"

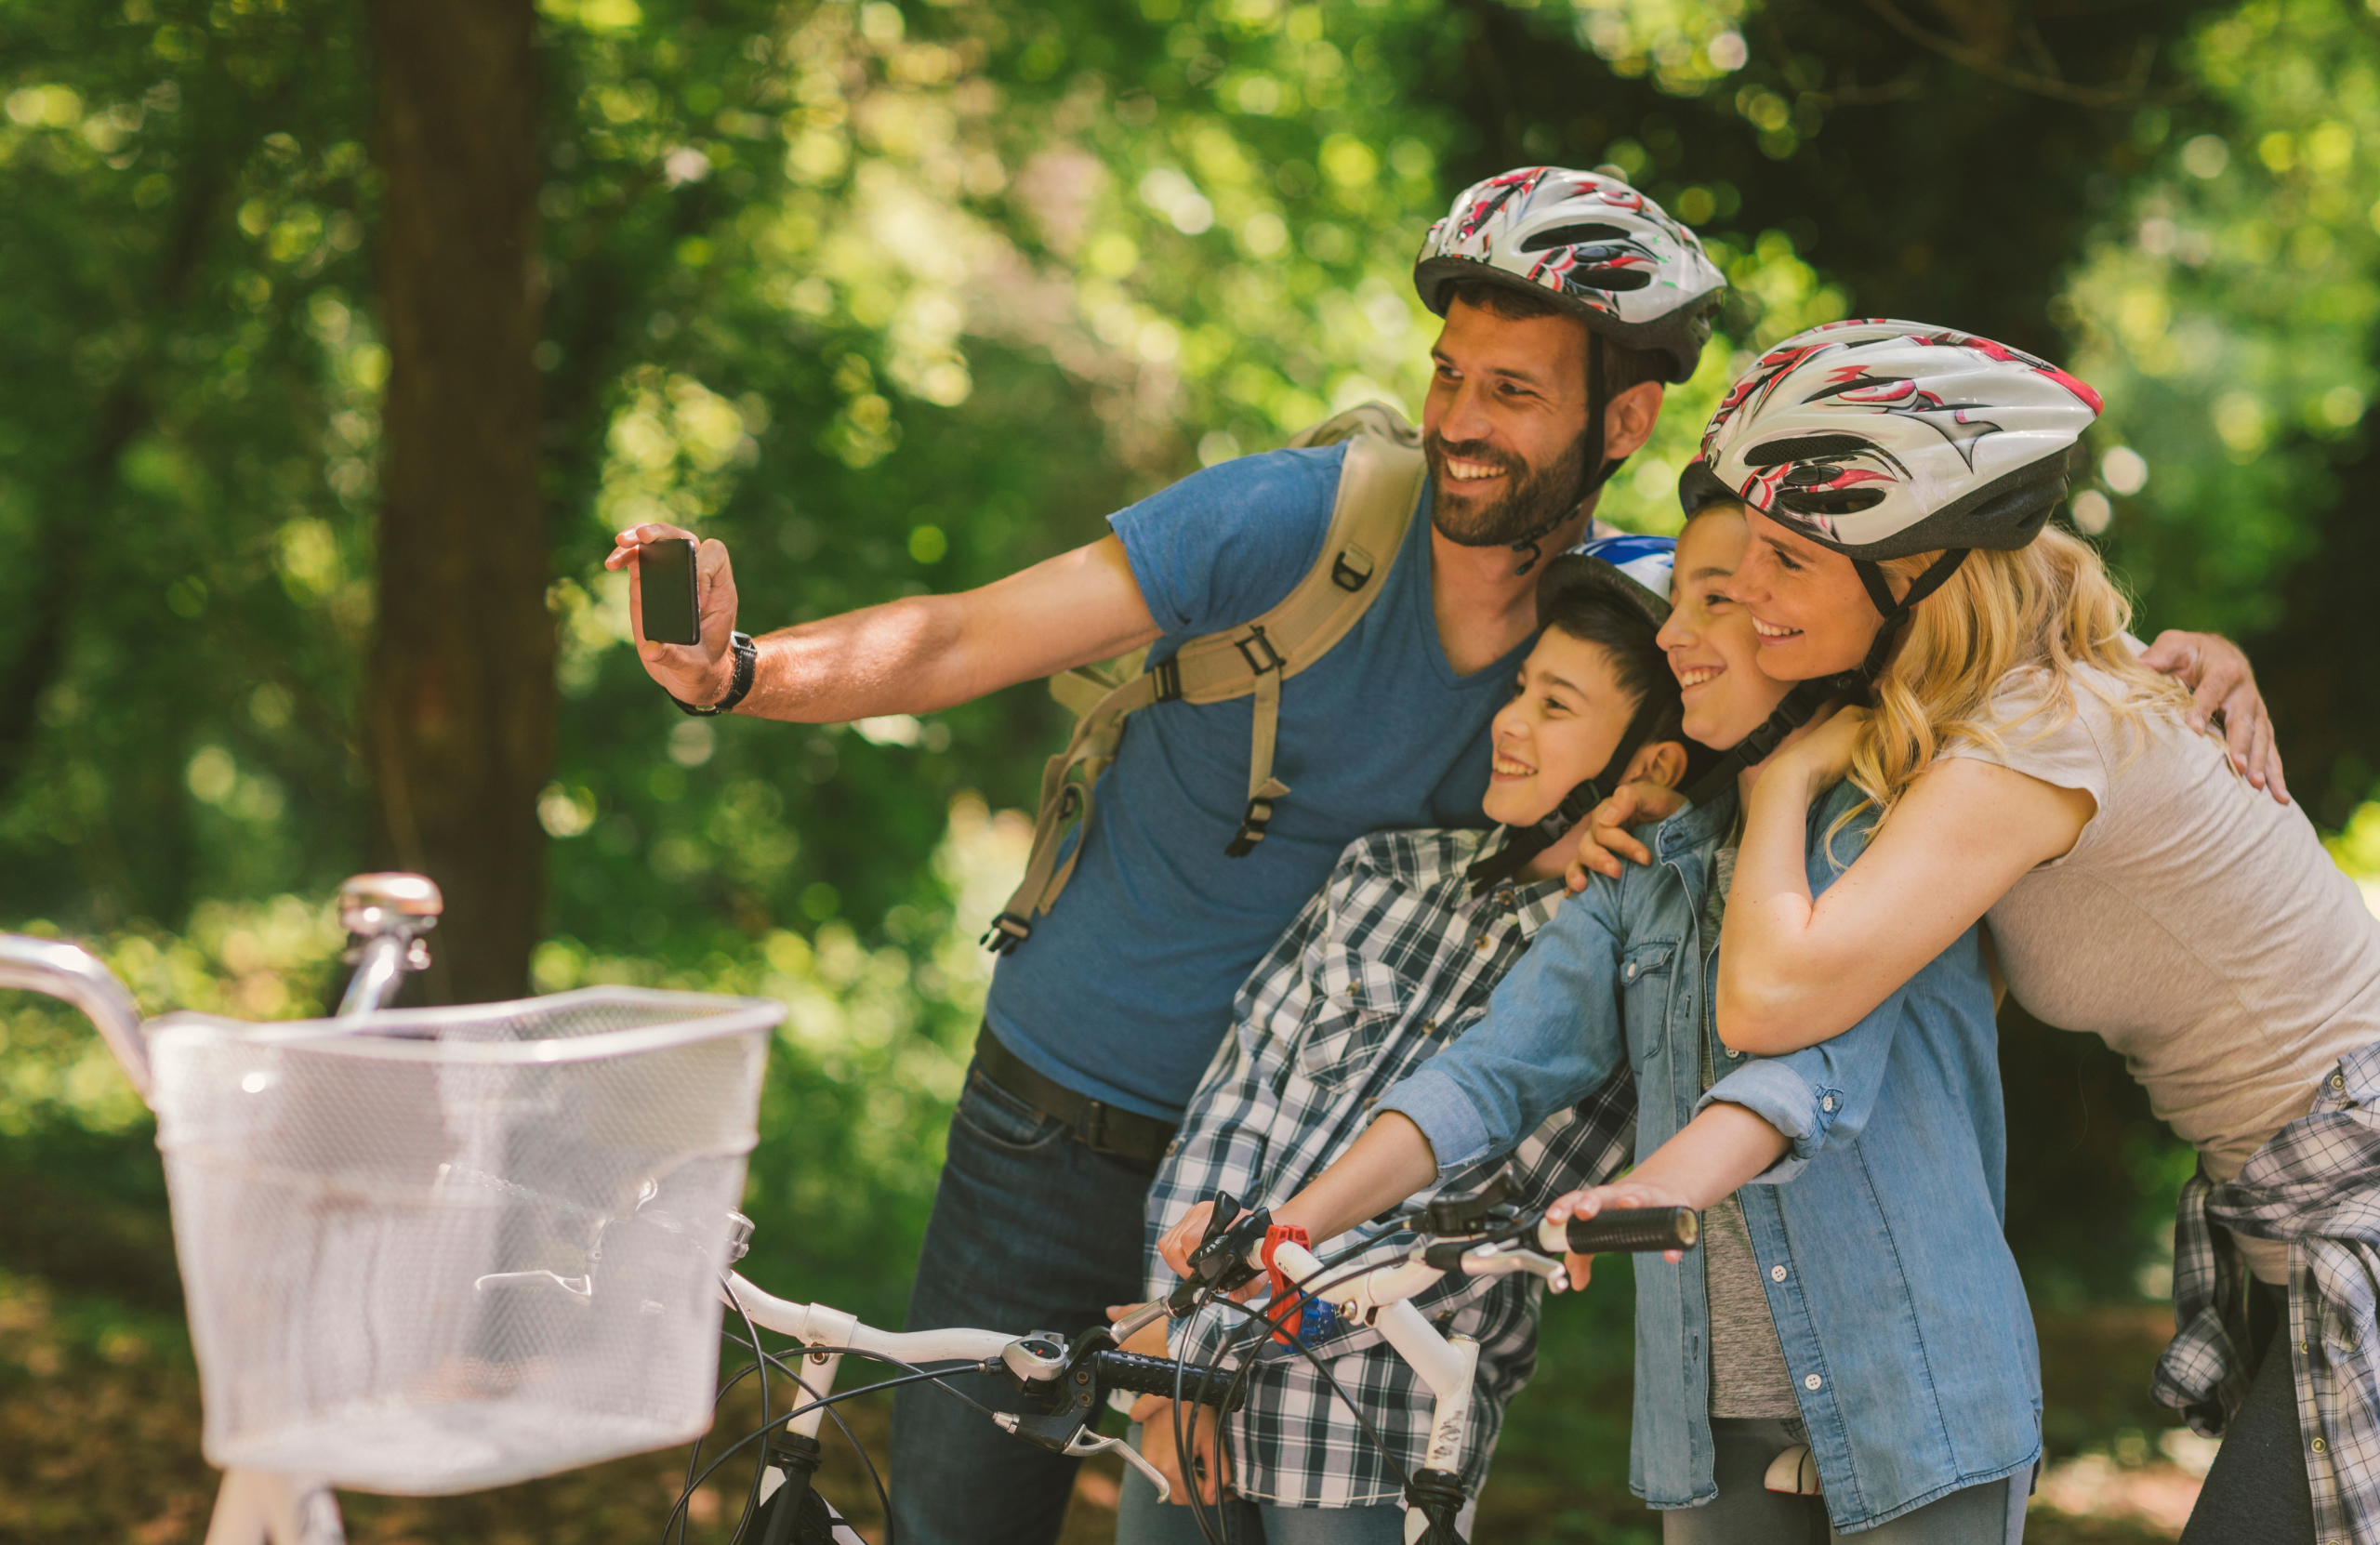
(5, 0), (2379, 1538)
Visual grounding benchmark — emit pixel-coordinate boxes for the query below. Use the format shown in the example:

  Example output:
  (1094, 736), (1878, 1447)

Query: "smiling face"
(1421, 295), (1595, 548)
(1724, 507), (1889, 680)
(1481, 626), (1637, 827)
(1659, 506), (1794, 750)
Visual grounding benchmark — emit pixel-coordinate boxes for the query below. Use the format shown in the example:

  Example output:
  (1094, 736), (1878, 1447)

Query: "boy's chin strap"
(1464, 706), (1656, 896)
(1673, 547), (1971, 811)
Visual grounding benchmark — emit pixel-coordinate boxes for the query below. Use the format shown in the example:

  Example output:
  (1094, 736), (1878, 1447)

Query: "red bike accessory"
(1261, 1223), (1313, 1346)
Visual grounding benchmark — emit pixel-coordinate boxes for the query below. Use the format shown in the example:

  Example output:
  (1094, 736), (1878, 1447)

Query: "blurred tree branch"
(1862, 0), (2164, 107)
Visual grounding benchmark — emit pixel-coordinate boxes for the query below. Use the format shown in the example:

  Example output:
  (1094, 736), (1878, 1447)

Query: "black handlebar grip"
(1565, 1206), (1699, 1254)
(1090, 1350), (1246, 1411)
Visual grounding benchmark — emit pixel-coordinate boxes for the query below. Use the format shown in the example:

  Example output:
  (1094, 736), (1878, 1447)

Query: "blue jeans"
(1114, 1425), (1409, 1544)
(888, 1065), (1158, 1545)
(1659, 1418), (2029, 1544)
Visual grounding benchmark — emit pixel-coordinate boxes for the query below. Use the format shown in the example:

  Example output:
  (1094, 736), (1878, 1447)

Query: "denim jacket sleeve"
(1375, 873), (1631, 1180)
(1699, 987), (1907, 1184)
(1696, 783), (1891, 1184)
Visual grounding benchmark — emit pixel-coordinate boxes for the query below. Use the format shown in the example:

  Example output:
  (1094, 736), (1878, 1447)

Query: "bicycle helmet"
(1666, 320), (2104, 809)
(1416, 167), (1726, 573)
(1678, 318), (2102, 675)
(1466, 533), (1679, 893)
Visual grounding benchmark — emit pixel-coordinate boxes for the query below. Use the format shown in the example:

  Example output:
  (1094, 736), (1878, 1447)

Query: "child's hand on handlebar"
(1135, 1400), (1231, 1506)
(1157, 1200), (1213, 1279)
(1157, 1201), (1263, 1301)
(1545, 1180), (1694, 1288)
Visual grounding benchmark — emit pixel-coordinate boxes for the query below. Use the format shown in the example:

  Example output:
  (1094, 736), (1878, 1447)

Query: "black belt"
(972, 1025), (1177, 1169)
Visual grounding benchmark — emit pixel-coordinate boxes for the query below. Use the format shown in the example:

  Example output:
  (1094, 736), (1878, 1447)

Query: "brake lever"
(1449, 1238), (1570, 1289)
(1064, 1428), (1174, 1505)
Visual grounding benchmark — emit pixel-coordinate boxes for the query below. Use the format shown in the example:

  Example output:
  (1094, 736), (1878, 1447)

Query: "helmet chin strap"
(1850, 549), (1969, 679)
(1510, 337), (1615, 577)
(1673, 547), (1972, 811)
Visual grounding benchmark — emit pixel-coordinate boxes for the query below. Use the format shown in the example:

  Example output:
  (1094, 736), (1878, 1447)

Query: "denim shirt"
(1378, 782), (2040, 1532)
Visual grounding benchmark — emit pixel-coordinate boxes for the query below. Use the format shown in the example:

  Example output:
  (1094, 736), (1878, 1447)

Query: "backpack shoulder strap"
(984, 405), (1426, 951)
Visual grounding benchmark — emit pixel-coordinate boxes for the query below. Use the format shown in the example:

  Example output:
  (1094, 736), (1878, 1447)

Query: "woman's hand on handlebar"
(1544, 1179), (1695, 1288)
(1565, 781), (1688, 889)
(1133, 1399), (1231, 1506)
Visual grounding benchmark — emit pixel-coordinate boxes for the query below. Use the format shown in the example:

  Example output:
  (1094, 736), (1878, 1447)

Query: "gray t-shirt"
(1946, 664), (2380, 1284)
(1700, 839), (1800, 1418)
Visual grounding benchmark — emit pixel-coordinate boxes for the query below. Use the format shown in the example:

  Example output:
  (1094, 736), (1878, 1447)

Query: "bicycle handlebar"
(1552, 1206), (1700, 1256)
(0, 935), (150, 1100)
(1090, 1349), (1244, 1410)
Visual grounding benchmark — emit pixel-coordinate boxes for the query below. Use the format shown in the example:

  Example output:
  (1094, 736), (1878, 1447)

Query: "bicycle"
(0, 873), (1697, 1545)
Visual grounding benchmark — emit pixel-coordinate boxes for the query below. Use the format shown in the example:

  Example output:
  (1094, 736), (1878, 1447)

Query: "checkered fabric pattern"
(1144, 826), (1638, 1506)
(2153, 1039), (2380, 1545)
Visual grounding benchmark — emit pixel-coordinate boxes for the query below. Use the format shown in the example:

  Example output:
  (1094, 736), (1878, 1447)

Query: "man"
(604, 167), (2273, 1544)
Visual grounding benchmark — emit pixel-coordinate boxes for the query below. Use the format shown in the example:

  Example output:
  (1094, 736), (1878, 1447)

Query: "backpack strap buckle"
(1329, 547), (1375, 592)
(1224, 794), (1278, 857)
(981, 911), (1034, 954)
(1234, 626), (1284, 676)
(1150, 655), (1183, 703)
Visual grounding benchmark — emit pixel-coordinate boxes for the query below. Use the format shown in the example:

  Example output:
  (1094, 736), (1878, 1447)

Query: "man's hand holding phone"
(604, 522), (740, 708)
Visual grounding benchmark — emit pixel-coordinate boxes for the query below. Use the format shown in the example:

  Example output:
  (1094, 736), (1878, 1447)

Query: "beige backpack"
(985, 403), (1429, 952)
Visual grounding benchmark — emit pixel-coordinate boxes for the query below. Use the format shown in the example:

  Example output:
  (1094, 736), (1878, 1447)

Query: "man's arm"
(605, 522), (1162, 719)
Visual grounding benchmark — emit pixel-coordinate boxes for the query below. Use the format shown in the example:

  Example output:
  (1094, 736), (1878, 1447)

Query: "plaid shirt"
(2154, 1038), (2380, 1545)
(1144, 826), (1637, 1507)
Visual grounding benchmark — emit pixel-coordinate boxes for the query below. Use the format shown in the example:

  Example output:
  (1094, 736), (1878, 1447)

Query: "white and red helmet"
(1680, 319), (2104, 560)
(1414, 166), (1726, 384)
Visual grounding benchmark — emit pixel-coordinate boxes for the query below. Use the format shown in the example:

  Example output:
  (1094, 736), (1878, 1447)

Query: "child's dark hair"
(1539, 587), (1684, 749)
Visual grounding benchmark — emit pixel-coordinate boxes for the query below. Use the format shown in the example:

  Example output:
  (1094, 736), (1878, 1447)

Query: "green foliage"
(2063, 0), (2380, 639)
(7, 2), (2380, 1525)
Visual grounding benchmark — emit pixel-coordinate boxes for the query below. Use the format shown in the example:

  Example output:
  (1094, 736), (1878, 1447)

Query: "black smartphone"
(638, 537), (701, 646)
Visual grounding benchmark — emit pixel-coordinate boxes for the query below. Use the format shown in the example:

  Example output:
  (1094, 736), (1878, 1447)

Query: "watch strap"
(673, 631), (756, 717)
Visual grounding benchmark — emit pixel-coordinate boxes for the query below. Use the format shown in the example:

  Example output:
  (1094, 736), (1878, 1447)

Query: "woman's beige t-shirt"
(1944, 664), (2380, 1285)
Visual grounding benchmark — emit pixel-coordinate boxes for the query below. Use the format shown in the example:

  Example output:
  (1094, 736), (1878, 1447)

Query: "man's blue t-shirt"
(982, 442), (1533, 1121)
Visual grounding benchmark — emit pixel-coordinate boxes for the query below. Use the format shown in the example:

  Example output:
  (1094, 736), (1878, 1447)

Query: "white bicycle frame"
(721, 1274), (1182, 1503)
(2, 881), (1580, 1545)
(1111, 1221), (1575, 1543)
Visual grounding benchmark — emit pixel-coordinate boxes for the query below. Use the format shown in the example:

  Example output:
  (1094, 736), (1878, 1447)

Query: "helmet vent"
(1741, 432), (1884, 468)
(1778, 486), (1887, 516)
(1517, 221), (1633, 252)
(1567, 267), (1653, 293)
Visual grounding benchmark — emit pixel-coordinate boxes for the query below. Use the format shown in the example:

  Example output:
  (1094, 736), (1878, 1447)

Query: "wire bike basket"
(145, 986), (782, 1495)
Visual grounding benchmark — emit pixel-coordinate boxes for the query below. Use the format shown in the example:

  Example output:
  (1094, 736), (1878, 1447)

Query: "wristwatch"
(674, 631), (757, 717)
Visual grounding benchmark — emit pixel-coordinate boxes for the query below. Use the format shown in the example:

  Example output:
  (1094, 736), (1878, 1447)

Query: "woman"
(1169, 501), (2039, 1541)
(1665, 319), (2380, 1545)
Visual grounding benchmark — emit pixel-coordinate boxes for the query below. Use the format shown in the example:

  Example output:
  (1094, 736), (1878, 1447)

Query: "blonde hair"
(1846, 525), (2192, 825)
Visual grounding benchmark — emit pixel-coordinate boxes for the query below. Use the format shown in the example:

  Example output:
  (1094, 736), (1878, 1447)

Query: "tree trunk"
(366, 0), (550, 1004)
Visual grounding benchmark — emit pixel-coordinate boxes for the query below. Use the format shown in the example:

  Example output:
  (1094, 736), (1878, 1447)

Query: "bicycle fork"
(744, 1294), (852, 1545)
(1267, 1239), (1478, 1545)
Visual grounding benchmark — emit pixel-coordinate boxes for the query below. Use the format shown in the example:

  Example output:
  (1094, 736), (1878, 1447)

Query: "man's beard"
(1425, 429), (1593, 548)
